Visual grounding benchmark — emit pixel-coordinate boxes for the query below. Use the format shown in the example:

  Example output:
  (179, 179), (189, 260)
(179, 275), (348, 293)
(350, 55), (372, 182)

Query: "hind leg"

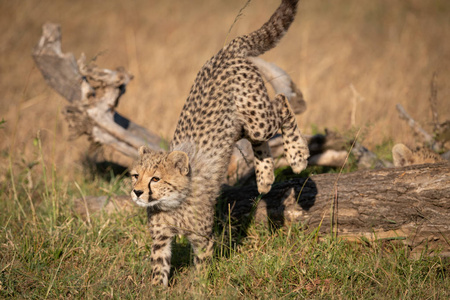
(252, 141), (275, 194)
(187, 209), (215, 270)
(189, 233), (214, 267)
(237, 88), (308, 190)
(275, 94), (309, 173)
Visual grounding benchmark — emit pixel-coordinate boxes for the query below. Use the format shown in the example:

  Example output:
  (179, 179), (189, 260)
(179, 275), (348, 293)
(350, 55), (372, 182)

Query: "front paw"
(257, 172), (274, 194)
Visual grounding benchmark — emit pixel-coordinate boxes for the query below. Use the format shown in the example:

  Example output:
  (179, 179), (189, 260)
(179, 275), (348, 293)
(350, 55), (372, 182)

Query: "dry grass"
(1, 0), (449, 173)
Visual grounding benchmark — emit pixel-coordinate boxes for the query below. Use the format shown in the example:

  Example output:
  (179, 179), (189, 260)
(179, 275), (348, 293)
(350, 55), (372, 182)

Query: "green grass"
(1, 158), (449, 298)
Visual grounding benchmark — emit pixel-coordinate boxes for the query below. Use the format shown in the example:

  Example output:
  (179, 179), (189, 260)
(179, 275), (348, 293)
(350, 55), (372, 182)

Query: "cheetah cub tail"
(241, 0), (299, 58)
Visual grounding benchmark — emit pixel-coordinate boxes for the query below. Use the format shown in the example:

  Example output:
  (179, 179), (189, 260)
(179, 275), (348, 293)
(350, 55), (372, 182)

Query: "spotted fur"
(130, 0), (308, 286)
(392, 143), (445, 167)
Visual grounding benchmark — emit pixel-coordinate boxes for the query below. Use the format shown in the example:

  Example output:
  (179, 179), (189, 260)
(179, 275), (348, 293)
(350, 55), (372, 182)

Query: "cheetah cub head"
(130, 146), (190, 210)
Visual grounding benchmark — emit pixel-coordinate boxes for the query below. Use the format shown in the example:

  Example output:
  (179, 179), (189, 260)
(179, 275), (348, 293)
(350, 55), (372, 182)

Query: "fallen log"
(222, 162), (450, 257)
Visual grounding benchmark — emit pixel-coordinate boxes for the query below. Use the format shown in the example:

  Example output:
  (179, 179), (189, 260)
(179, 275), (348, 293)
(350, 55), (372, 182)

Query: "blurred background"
(1, 0), (449, 180)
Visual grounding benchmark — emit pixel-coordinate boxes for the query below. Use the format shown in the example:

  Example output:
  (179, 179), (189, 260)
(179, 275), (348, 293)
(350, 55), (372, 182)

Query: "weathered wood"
(33, 23), (162, 159)
(32, 23), (82, 102)
(221, 163), (450, 256)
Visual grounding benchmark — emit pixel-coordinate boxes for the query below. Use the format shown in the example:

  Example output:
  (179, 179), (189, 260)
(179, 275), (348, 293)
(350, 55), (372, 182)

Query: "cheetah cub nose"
(133, 190), (144, 197)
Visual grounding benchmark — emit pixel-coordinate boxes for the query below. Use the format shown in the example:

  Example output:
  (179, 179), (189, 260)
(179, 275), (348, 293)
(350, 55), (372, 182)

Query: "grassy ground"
(1, 167), (449, 298)
(1, 0), (450, 171)
(1, 0), (450, 298)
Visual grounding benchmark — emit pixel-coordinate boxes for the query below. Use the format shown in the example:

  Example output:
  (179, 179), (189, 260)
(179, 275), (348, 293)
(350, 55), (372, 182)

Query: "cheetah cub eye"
(130, 172), (140, 186)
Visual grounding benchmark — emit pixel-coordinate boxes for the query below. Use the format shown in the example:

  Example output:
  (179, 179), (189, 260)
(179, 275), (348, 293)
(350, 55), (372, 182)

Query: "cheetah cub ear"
(392, 143), (414, 167)
(138, 145), (153, 156)
(166, 151), (190, 176)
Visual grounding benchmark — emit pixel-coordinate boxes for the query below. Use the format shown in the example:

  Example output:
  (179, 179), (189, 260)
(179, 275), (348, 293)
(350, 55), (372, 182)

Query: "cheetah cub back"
(131, 0), (309, 286)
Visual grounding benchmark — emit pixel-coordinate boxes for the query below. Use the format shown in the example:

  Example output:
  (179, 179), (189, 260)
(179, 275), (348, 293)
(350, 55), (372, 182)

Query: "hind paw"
(289, 157), (308, 174)
(284, 145), (309, 174)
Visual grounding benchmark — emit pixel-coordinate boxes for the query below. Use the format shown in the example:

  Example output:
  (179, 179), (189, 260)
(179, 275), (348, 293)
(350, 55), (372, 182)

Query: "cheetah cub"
(130, 0), (309, 286)
(392, 143), (445, 167)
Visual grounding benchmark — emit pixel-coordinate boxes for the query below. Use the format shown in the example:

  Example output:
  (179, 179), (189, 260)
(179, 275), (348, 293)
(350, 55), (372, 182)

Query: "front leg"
(150, 226), (174, 286)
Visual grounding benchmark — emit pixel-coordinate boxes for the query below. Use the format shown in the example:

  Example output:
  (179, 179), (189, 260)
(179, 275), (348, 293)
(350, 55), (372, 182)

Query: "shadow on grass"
(82, 157), (129, 182)
(212, 167), (319, 257)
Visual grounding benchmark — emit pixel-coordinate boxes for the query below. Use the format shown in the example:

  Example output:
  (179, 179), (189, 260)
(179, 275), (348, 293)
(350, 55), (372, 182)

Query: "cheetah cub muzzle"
(131, 0), (309, 286)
